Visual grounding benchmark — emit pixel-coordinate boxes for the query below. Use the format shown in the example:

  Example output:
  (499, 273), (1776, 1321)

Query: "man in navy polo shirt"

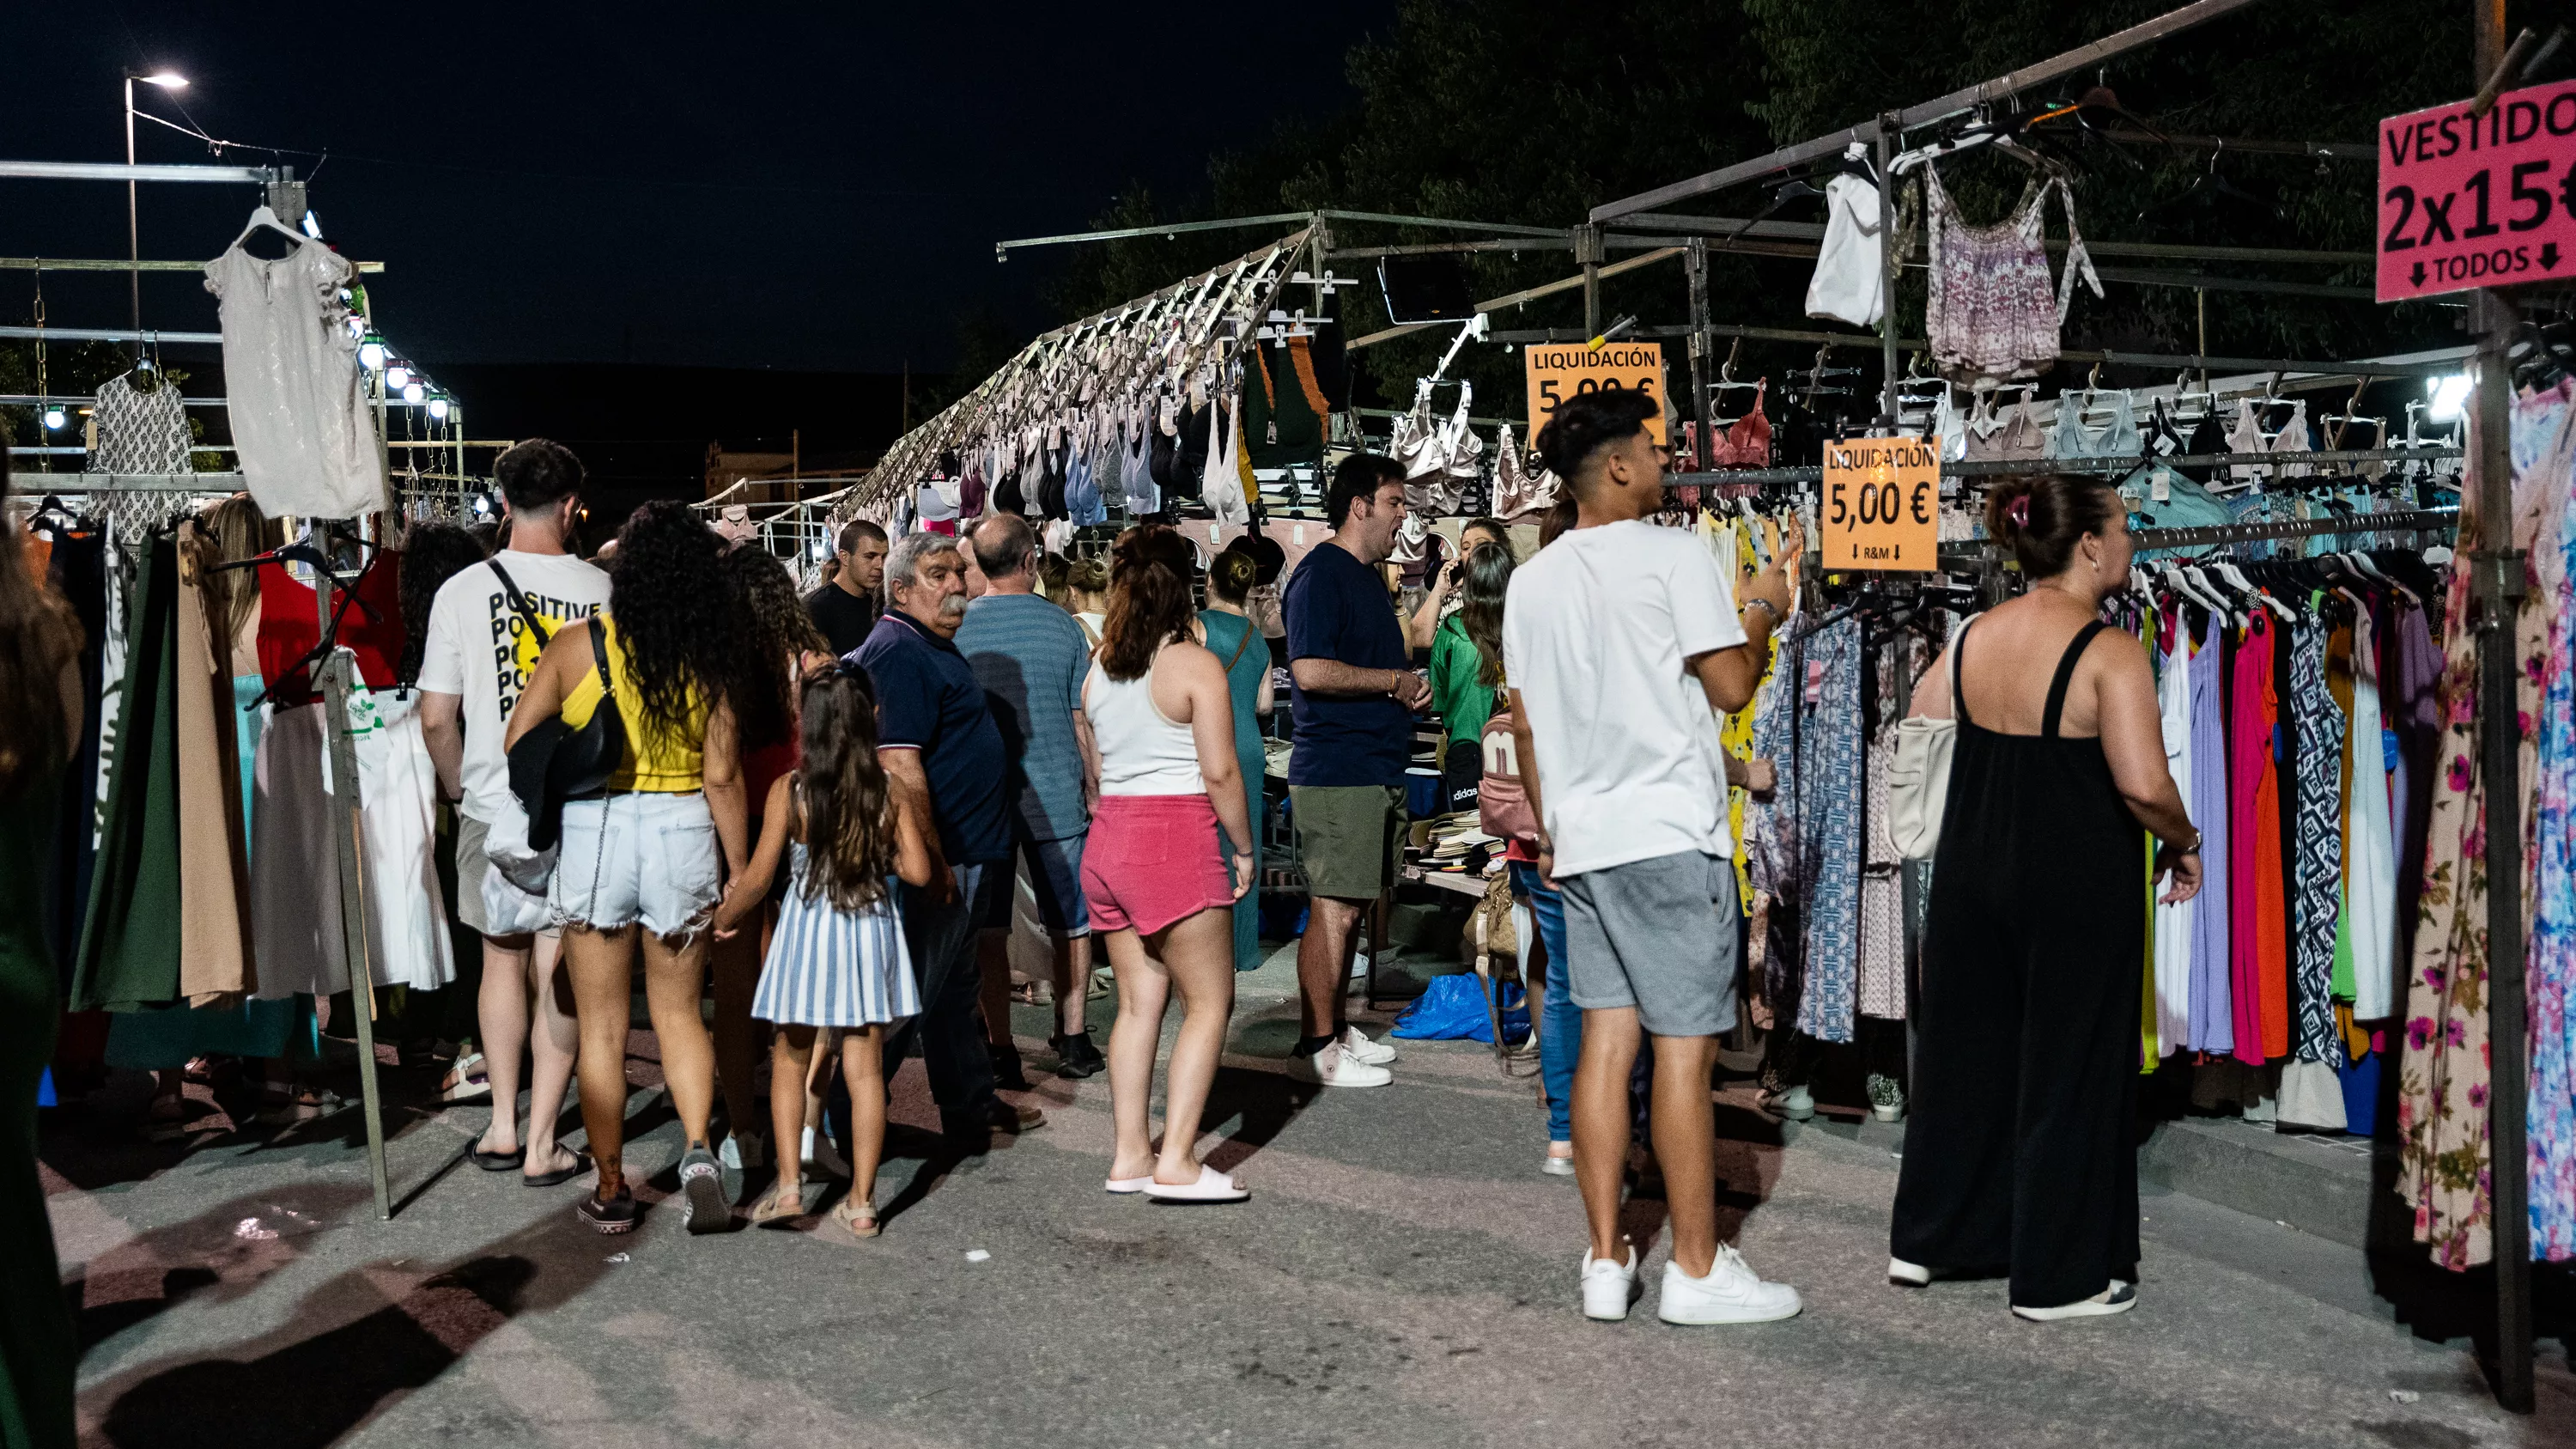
(1281, 453), (1427, 1088)
(856, 532), (1044, 1146)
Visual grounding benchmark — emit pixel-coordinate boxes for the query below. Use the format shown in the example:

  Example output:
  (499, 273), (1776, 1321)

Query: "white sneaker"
(1657, 1245), (1803, 1324)
(1290, 1041), (1391, 1088)
(1340, 1026), (1397, 1066)
(1541, 1145), (1577, 1178)
(1581, 1243), (1641, 1321)
(1888, 1256), (1933, 1287)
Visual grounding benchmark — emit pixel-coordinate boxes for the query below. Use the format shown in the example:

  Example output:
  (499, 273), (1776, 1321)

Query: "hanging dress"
(1893, 621), (2142, 1307)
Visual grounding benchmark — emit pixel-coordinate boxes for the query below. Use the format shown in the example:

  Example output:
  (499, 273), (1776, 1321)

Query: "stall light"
(137, 71), (188, 89)
(428, 395), (449, 420)
(41, 405), (66, 430)
(357, 337), (386, 370)
(302, 210), (324, 239)
(402, 381), (425, 405)
(810, 539), (829, 560)
(2426, 374), (2472, 422)
(386, 364), (410, 390)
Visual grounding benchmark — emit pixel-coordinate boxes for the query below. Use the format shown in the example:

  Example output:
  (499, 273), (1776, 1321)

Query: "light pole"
(124, 70), (187, 347)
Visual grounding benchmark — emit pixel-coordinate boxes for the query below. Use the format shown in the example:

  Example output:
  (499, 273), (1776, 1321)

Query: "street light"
(125, 70), (188, 345)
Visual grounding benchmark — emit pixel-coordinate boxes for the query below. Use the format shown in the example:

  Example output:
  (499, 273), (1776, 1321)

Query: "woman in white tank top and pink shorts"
(1080, 526), (1258, 1202)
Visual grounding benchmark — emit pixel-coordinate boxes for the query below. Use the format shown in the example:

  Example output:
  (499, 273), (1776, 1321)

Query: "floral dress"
(2398, 382), (2571, 1268)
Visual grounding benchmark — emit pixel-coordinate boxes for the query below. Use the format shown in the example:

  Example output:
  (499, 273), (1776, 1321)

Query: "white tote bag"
(1887, 619), (1968, 861)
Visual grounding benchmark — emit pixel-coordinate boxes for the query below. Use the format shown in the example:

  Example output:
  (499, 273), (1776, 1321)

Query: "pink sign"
(2377, 79), (2576, 301)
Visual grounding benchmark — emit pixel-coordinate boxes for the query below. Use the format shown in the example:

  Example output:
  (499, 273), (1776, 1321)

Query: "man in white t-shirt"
(1502, 389), (1803, 1328)
(420, 440), (609, 1184)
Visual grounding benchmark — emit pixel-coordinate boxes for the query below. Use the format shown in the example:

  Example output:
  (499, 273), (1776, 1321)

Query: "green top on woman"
(1427, 612), (1496, 746)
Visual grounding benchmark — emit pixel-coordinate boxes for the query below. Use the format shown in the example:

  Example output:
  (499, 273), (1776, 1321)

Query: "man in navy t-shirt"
(856, 532), (1041, 1146)
(1280, 453), (1428, 1088)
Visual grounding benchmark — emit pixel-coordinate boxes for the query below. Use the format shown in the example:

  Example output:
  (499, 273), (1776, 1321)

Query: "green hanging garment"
(72, 530), (182, 1013)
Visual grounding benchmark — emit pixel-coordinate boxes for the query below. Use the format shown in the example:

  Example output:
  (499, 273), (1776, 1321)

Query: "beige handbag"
(1887, 618), (1967, 861)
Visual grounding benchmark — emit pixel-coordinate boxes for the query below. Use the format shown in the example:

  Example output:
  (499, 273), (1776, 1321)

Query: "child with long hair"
(714, 661), (933, 1239)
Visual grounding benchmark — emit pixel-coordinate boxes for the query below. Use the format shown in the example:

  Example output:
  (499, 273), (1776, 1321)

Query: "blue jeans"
(1511, 863), (1581, 1143)
(1515, 862), (1661, 1147)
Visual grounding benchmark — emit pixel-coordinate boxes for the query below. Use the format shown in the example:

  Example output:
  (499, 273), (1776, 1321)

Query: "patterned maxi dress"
(2397, 381), (2571, 1268)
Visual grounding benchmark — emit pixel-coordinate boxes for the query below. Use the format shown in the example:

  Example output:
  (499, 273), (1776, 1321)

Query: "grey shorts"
(455, 812), (550, 940)
(1558, 849), (1741, 1038)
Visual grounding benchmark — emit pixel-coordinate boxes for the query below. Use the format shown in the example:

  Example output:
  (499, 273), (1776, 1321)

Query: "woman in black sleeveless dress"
(1892, 473), (2202, 1321)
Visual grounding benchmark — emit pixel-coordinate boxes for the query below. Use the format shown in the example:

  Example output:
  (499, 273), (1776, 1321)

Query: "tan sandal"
(830, 1194), (879, 1239)
(749, 1181), (805, 1226)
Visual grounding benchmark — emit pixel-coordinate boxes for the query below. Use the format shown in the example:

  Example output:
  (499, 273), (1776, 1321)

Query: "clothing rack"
(1663, 444), (2464, 490)
(6, 152), (399, 1223)
(2129, 506), (2458, 551)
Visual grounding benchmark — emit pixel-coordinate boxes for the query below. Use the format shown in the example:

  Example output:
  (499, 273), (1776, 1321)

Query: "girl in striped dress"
(714, 661), (932, 1239)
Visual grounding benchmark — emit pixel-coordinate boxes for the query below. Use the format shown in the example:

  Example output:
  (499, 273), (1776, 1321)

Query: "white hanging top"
(203, 206), (387, 520)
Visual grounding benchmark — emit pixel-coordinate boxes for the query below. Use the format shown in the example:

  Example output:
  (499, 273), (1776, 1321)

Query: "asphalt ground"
(39, 943), (2576, 1448)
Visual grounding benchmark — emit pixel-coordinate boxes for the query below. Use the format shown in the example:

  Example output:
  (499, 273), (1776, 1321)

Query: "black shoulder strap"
(2041, 621), (2108, 739)
(486, 559), (553, 648)
(588, 614), (614, 691)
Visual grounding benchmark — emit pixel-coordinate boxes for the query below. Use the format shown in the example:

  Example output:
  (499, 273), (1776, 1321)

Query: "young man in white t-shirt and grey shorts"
(419, 440), (609, 1186)
(1502, 389), (1804, 1327)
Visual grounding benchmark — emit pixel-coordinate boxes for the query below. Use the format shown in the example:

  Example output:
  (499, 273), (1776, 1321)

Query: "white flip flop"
(1144, 1163), (1249, 1203)
(1104, 1174), (1151, 1194)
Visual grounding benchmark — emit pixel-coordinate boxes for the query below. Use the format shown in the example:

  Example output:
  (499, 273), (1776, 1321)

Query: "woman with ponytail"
(1081, 526), (1256, 1202)
(1890, 472), (2198, 1322)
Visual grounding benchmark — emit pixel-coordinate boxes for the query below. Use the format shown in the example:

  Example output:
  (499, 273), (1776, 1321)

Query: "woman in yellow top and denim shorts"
(509, 501), (752, 1236)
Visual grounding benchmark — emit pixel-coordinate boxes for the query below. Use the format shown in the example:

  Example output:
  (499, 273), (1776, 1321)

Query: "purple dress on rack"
(2187, 611), (2235, 1055)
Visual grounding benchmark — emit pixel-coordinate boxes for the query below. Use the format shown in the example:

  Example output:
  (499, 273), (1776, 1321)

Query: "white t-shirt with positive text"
(417, 551), (611, 831)
(1501, 519), (1746, 877)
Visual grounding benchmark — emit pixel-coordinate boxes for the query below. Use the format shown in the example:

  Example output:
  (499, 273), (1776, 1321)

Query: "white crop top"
(1085, 648), (1204, 795)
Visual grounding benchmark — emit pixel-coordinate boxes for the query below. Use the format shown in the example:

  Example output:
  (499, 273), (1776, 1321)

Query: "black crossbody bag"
(507, 614), (626, 853)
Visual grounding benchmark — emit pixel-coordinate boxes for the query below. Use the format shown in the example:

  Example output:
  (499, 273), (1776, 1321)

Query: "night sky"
(1, 3), (1395, 376)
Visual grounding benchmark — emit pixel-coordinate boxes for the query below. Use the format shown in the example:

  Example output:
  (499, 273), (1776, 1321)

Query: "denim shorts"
(973, 833), (1091, 938)
(549, 792), (722, 941)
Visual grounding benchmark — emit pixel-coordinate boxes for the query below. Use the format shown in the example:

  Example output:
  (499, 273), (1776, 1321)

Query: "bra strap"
(1947, 616), (1976, 728)
(2041, 621), (2108, 739)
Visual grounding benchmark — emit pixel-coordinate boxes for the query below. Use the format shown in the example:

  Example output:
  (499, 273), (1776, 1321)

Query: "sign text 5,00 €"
(1522, 342), (1667, 451)
(1820, 436), (1938, 571)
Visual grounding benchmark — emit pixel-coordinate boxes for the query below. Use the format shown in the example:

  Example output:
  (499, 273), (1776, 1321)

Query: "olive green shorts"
(1290, 785), (1404, 900)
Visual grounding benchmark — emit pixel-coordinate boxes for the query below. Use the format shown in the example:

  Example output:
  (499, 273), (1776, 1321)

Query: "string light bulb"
(42, 405), (66, 430)
(357, 337), (386, 369)
(385, 364), (410, 390)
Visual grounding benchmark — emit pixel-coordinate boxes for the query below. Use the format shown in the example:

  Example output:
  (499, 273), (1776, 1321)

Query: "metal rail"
(1589, 0), (2268, 221)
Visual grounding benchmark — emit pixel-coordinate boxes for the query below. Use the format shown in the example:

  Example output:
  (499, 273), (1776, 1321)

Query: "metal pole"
(1576, 226), (1603, 337)
(124, 76), (139, 353)
(1876, 113), (1901, 429)
(1685, 237), (1713, 471)
(2468, 0), (2532, 1412)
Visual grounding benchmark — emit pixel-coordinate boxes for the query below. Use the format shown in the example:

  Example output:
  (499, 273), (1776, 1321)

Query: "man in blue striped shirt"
(956, 514), (1106, 1081)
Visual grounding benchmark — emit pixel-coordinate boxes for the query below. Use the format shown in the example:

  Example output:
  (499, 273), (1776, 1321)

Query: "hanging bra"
(1204, 397), (1250, 526)
(1709, 380), (1771, 467)
(1964, 393), (2048, 461)
(2049, 390), (2142, 460)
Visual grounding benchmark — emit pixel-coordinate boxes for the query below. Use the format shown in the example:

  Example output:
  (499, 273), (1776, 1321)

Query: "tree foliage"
(1017, 0), (2535, 415)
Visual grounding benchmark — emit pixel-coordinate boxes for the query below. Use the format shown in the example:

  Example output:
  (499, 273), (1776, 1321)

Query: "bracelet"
(2166, 833), (2202, 855)
(1741, 597), (1783, 627)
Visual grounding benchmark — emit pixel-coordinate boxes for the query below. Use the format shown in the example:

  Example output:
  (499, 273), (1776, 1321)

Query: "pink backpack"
(1477, 707), (1539, 845)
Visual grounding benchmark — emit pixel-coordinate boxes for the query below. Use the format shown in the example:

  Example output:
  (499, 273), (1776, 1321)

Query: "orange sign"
(1522, 342), (1666, 453)
(1820, 436), (1938, 570)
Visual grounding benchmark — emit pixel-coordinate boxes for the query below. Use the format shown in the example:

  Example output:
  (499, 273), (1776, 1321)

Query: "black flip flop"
(471, 1146), (526, 1172)
(522, 1153), (591, 1188)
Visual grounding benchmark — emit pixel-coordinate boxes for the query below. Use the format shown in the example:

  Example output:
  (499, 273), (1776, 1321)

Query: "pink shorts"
(1082, 794), (1237, 936)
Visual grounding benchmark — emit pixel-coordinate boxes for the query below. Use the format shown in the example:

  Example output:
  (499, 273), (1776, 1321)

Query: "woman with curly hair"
(708, 545), (835, 1172)
(508, 500), (750, 1235)
(1083, 526), (1255, 1203)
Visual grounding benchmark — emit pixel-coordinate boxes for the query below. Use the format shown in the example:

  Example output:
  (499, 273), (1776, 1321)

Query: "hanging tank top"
(561, 612), (708, 792)
(1084, 644), (1204, 795)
